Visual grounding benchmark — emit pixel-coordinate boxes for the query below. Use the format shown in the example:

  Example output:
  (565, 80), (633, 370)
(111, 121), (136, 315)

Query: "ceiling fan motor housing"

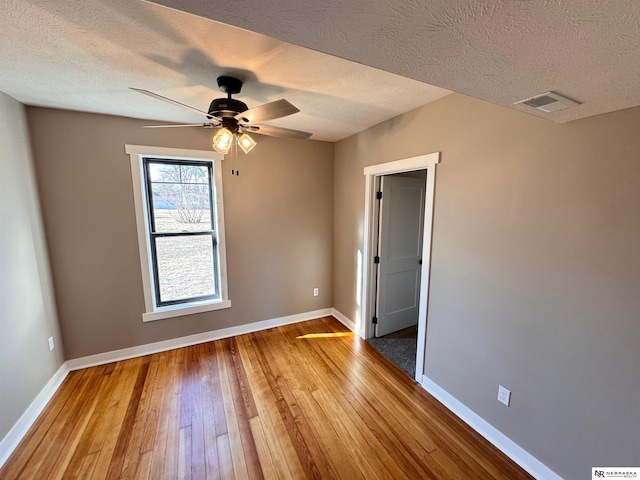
(208, 98), (248, 118)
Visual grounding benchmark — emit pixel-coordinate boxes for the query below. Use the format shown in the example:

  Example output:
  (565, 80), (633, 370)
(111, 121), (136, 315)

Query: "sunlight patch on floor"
(296, 332), (354, 339)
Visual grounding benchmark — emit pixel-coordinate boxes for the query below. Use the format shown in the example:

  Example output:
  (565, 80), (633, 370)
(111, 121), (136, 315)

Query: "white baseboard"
(67, 308), (334, 371)
(0, 362), (70, 469)
(331, 308), (356, 332)
(420, 376), (563, 480)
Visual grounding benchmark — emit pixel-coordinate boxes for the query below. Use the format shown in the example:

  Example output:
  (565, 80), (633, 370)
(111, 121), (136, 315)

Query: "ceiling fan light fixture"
(237, 133), (257, 154)
(132, 76), (311, 156)
(212, 128), (233, 154)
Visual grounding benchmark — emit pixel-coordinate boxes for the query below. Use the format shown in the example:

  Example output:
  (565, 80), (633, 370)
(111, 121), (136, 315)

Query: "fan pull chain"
(230, 139), (240, 176)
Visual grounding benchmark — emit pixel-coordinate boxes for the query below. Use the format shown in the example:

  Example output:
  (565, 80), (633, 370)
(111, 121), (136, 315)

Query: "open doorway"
(367, 170), (426, 378)
(360, 153), (440, 384)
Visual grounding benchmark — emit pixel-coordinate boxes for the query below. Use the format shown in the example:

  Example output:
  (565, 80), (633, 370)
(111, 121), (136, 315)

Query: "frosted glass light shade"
(212, 128), (233, 154)
(237, 133), (257, 154)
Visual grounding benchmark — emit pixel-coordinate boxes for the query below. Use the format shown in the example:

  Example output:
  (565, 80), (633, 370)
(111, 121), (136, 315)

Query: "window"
(144, 158), (219, 306)
(126, 145), (230, 321)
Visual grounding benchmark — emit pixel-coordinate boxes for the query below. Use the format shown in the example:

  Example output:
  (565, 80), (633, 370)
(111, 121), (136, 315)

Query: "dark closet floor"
(366, 325), (418, 379)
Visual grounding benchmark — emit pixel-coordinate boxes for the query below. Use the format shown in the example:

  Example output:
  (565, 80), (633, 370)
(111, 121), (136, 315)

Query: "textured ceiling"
(149, 0), (640, 123)
(2, 1), (639, 143)
(0, 0), (449, 142)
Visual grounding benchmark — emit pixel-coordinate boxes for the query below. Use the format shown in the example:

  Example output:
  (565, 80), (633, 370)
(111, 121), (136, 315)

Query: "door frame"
(360, 152), (440, 382)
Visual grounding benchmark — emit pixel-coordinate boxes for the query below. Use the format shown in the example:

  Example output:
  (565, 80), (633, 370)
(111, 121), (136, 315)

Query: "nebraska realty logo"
(592, 467), (640, 479)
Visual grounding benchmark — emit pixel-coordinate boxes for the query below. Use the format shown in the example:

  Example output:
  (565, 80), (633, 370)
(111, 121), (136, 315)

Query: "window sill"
(142, 299), (232, 322)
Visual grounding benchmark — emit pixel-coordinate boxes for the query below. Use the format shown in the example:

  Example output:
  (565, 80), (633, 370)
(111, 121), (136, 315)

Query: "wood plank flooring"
(0, 317), (533, 479)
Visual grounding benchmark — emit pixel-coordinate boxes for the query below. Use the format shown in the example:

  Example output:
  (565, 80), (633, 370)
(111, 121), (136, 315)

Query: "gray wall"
(27, 107), (334, 359)
(0, 93), (64, 444)
(333, 93), (640, 479)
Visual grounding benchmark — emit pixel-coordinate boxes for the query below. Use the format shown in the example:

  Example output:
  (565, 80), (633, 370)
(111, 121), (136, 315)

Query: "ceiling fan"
(131, 76), (312, 154)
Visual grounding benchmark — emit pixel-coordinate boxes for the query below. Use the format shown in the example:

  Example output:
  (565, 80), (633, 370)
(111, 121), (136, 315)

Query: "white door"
(375, 174), (425, 337)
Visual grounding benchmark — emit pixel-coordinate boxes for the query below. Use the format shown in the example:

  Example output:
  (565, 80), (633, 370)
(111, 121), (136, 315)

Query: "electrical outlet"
(48, 336), (55, 351)
(497, 385), (511, 406)
(313, 288), (319, 297)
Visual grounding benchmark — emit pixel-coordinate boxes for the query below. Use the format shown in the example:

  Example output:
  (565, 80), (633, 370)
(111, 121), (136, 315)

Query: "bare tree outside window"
(150, 163), (211, 226)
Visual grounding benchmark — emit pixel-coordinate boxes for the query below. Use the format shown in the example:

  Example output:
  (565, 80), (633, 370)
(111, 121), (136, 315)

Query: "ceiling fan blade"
(141, 123), (219, 128)
(130, 88), (213, 118)
(236, 99), (299, 124)
(247, 124), (312, 140)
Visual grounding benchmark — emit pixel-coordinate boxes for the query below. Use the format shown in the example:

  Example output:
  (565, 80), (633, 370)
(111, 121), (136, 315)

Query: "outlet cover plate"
(497, 385), (511, 406)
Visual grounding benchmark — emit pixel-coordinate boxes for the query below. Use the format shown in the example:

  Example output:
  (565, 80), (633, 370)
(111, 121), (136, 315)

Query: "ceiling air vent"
(515, 91), (580, 113)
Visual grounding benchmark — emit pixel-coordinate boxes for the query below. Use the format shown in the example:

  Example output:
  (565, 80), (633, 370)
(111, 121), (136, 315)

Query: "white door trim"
(361, 152), (440, 382)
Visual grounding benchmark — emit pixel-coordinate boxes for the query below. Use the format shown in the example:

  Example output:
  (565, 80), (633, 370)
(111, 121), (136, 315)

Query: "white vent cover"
(515, 91), (581, 113)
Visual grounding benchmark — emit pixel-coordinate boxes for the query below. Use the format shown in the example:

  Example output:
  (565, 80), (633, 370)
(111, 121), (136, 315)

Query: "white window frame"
(126, 145), (231, 322)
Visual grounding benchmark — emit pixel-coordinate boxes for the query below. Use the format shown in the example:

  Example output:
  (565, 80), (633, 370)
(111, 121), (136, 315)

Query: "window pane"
(155, 234), (216, 303)
(149, 163), (212, 232)
(151, 184), (212, 232)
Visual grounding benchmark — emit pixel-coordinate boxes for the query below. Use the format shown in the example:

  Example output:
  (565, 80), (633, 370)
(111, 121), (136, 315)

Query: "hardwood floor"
(0, 317), (533, 479)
